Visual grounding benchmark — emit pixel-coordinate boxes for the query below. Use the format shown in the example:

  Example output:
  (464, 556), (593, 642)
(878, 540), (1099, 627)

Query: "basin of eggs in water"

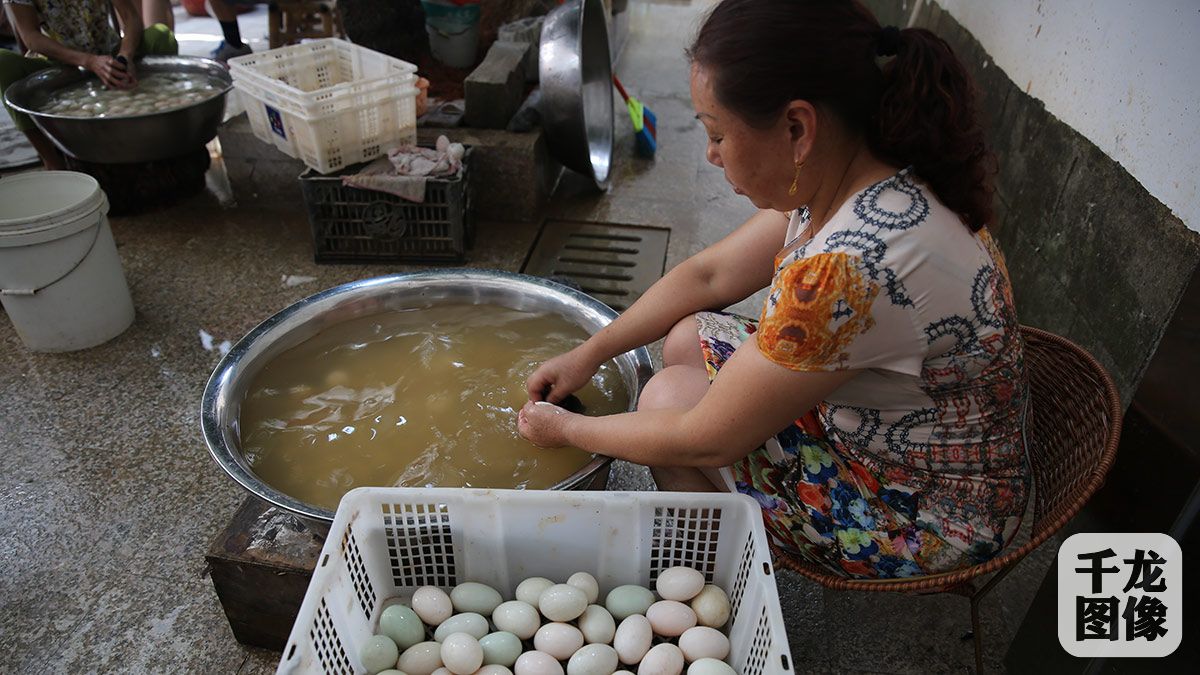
(38, 72), (223, 117)
(359, 566), (737, 675)
(239, 305), (629, 510)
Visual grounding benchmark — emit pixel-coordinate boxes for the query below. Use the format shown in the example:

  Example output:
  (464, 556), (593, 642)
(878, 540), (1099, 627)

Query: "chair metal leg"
(963, 559), (1025, 673)
(970, 593), (984, 674)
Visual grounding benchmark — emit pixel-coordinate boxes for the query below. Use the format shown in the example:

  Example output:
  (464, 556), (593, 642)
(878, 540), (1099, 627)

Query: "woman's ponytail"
(872, 27), (996, 231)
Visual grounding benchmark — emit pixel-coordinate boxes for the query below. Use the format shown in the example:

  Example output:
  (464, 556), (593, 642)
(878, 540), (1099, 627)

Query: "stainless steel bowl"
(4, 56), (232, 163)
(540, 0), (614, 187)
(201, 269), (655, 522)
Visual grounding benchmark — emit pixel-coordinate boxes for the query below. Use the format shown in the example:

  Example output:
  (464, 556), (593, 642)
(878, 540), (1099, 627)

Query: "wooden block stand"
(206, 496), (330, 651)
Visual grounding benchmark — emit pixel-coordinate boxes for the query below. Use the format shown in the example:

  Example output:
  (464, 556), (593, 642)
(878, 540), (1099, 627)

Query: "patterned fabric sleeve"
(757, 252), (925, 374)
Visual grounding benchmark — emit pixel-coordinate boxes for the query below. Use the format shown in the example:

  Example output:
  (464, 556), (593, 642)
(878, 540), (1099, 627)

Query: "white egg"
(578, 605), (616, 645)
(539, 584), (588, 622)
(612, 615), (652, 665)
(514, 651), (564, 675)
(677, 627), (730, 662)
(432, 669), (453, 675)
(615, 672), (635, 675)
(636, 644), (684, 675)
(413, 586), (455, 626)
(515, 577), (556, 606)
(479, 631), (523, 667)
(435, 613), (490, 641)
(645, 601), (696, 637)
(534, 622), (584, 660)
(399, 641), (445, 675)
(492, 601), (541, 640)
(566, 572), (600, 604)
(567, 644), (619, 675)
(476, 666), (514, 675)
(451, 582), (504, 615)
(604, 585), (656, 621)
(655, 567), (705, 602)
(685, 659), (736, 675)
(441, 633), (483, 675)
(689, 586), (731, 629)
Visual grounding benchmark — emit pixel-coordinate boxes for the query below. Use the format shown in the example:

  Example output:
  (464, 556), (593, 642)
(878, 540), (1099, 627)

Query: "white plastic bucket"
(422, 0), (481, 68)
(0, 172), (135, 352)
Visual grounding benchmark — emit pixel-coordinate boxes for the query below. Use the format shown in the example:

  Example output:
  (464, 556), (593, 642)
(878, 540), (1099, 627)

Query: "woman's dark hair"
(687, 0), (995, 231)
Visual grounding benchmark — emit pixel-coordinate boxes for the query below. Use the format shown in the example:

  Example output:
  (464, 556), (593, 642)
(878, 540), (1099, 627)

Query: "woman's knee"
(637, 364), (709, 411)
(662, 314), (703, 367)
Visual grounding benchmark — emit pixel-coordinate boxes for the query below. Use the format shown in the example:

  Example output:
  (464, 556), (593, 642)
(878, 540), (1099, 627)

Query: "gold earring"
(788, 161), (803, 196)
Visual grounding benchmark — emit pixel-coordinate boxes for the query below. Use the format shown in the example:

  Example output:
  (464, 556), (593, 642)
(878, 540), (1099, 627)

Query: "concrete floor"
(1, 2), (1057, 673)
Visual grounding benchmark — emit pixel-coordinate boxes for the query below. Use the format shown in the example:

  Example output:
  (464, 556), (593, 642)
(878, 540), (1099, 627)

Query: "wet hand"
(115, 54), (137, 86)
(88, 55), (135, 90)
(525, 347), (600, 403)
(517, 400), (575, 448)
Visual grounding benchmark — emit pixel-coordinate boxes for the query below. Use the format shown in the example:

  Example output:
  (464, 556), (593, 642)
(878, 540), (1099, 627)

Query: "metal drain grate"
(523, 221), (670, 311)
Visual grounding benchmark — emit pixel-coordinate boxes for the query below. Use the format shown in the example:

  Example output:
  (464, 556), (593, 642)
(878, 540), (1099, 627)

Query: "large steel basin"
(201, 270), (654, 522)
(540, 0), (614, 187)
(4, 56), (232, 163)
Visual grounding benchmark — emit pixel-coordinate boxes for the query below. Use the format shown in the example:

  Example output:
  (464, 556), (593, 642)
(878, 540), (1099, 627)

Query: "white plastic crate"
(228, 39), (418, 117)
(278, 488), (793, 675)
(237, 83), (418, 175)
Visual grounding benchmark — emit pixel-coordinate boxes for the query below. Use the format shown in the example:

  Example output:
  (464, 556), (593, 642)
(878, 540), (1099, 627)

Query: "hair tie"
(876, 25), (901, 57)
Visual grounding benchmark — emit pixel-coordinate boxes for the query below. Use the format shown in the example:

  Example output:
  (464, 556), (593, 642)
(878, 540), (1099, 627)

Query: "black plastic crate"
(299, 147), (474, 264)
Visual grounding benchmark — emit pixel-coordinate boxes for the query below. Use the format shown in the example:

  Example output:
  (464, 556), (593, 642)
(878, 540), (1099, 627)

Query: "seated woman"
(518, 0), (1028, 580)
(0, 0), (178, 169)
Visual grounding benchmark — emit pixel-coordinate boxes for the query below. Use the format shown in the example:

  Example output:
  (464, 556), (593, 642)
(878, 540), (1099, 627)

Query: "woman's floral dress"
(698, 169), (1029, 579)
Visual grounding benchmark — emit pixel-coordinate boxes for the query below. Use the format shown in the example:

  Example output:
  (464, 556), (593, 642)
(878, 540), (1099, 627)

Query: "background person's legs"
(142, 0), (174, 31)
(206, 0), (251, 61)
(0, 50), (63, 169)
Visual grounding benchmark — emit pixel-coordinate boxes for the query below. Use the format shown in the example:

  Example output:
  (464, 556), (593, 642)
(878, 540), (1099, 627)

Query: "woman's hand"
(116, 53), (137, 86)
(517, 401), (576, 448)
(525, 346), (601, 403)
(86, 55), (135, 90)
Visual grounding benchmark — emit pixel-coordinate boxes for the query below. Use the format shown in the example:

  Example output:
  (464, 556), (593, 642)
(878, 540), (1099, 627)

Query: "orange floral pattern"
(756, 253), (879, 371)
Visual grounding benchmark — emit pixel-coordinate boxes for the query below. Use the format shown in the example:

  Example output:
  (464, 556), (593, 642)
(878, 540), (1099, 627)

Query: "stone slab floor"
(1, 1), (1055, 672)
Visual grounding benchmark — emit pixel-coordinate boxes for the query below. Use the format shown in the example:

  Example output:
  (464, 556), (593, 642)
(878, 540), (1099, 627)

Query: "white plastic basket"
(228, 39), (418, 117)
(278, 488), (794, 675)
(229, 39), (419, 174)
(236, 81), (418, 175)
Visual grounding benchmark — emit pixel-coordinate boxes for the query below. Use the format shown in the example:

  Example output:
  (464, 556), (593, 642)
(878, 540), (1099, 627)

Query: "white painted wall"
(925, 0), (1200, 233)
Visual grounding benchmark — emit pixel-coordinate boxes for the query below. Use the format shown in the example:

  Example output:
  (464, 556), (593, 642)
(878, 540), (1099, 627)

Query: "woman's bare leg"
(638, 313), (730, 492)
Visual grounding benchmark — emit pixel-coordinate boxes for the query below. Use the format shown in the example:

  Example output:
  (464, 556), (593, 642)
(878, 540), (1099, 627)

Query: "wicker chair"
(771, 325), (1123, 673)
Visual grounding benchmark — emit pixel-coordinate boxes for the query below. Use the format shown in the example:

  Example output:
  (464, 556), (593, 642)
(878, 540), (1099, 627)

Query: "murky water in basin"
(239, 304), (628, 510)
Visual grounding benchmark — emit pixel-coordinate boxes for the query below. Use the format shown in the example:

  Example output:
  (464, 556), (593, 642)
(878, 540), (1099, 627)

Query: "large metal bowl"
(201, 270), (655, 522)
(540, 0), (614, 187)
(4, 56), (232, 163)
